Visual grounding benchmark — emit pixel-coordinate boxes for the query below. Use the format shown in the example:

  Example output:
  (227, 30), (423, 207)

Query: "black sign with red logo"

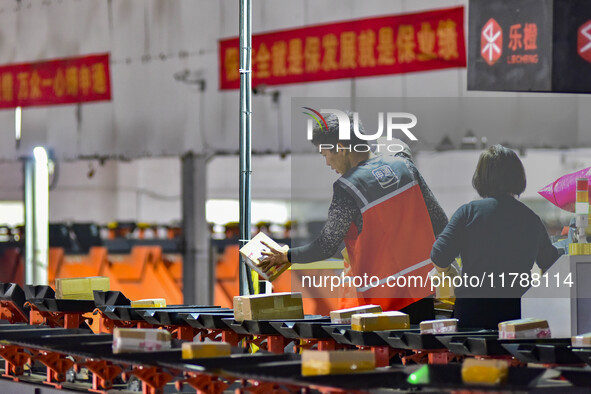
(552, 0), (591, 92)
(468, 0), (591, 93)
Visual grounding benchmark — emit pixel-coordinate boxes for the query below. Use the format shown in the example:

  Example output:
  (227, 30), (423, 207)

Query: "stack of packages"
(498, 318), (551, 339)
(239, 232), (290, 282)
(301, 350), (375, 376)
(113, 327), (171, 353)
(55, 276), (110, 300)
(419, 318), (458, 334)
(233, 292), (304, 321)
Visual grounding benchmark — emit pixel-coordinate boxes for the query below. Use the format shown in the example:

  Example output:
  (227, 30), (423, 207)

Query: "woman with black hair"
(431, 145), (560, 329)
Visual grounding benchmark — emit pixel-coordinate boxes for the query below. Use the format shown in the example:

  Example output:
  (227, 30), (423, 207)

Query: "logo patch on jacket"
(372, 165), (399, 189)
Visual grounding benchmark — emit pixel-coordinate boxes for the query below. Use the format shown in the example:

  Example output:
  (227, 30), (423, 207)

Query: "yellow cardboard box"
(55, 276), (110, 300)
(182, 342), (231, 359)
(302, 350), (375, 376)
(131, 299), (167, 308)
(461, 358), (509, 385)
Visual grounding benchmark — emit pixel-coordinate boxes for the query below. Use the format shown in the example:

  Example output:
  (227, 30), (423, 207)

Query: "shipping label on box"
(351, 311), (410, 332)
(235, 292), (304, 321)
(330, 304), (382, 324)
(112, 327), (171, 353)
(302, 350), (375, 376)
(239, 232), (290, 281)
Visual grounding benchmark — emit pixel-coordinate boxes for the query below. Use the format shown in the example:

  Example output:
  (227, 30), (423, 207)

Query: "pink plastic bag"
(538, 167), (591, 212)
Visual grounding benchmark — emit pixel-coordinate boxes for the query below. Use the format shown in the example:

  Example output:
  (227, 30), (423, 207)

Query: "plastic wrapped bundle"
(538, 167), (591, 212)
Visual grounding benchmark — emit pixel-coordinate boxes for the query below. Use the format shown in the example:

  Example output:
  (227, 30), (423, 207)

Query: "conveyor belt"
(0, 322), (583, 393)
(217, 359), (411, 390)
(573, 348), (591, 366)
(0, 326), (90, 340)
(502, 340), (582, 364)
(98, 304), (222, 322)
(374, 328), (495, 351)
(92, 290), (130, 306)
(438, 335), (572, 357)
(407, 364), (546, 391)
(23, 284), (55, 300)
(180, 311), (235, 329)
(269, 320), (339, 339)
(322, 324), (388, 347)
(558, 367), (591, 388)
(0, 282), (28, 314)
(141, 307), (231, 326)
(222, 316), (329, 336)
(27, 298), (95, 313)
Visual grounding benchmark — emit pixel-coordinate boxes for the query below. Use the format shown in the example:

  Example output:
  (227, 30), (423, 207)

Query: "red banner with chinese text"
(219, 7), (465, 90)
(0, 53), (111, 109)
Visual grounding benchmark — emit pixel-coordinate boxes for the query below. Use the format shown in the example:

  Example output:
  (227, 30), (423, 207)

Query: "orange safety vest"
(337, 155), (435, 311)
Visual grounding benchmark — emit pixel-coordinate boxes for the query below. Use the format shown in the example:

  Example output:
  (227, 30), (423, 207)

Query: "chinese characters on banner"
(219, 7), (466, 90)
(0, 53), (111, 109)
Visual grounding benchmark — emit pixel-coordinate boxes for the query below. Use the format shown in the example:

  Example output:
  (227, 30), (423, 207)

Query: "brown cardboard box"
(112, 327), (171, 353)
(572, 332), (591, 347)
(301, 350), (375, 376)
(182, 342), (231, 359)
(233, 296), (244, 321)
(461, 358), (509, 385)
(234, 292), (304, 322)
(498, 318), (551, 339)
(420, 318), (458, 334)
(351, 311), (410, 331)
(55, 276), (110, 300)
(239, 232), (290, 282)
(330, 305), (382, 324)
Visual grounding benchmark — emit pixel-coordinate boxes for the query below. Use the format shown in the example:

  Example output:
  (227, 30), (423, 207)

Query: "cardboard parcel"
(239, 232), (290, 282)
(233, 292), (304, 321)
(55, 276), (110, 300)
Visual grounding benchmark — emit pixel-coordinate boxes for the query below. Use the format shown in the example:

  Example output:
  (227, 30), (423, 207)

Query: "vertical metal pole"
(23, 159), (35, 285)
(23, 150), (49, 286)
(181, 152), (212, 305)
(239, 0), (254, 295)
(33, 148), (49, 285)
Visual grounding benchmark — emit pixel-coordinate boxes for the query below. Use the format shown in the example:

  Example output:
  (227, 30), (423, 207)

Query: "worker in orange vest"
(260, 111), (447, 323)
